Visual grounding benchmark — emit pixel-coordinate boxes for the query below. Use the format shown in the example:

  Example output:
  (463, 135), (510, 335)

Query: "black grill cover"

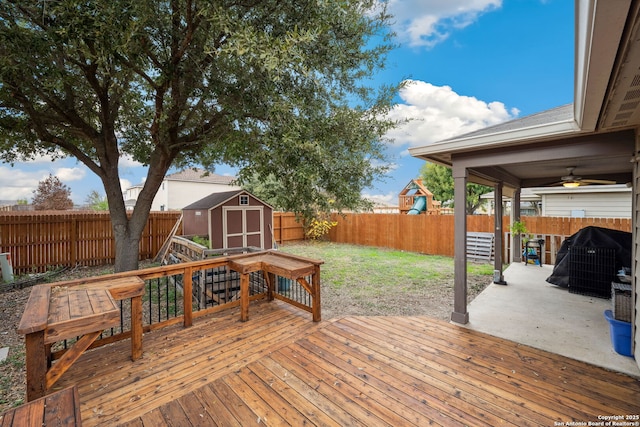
(546, 226), (632, 288)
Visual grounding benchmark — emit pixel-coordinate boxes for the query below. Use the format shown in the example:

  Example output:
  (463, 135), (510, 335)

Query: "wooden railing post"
(312, 265), (321, 322)
(183, 266), (193, 327)
(131, 294), (143, 360)
(24, 331), (47, 401)
(267, 272), (275, 301)
(240, 273), (250, 322)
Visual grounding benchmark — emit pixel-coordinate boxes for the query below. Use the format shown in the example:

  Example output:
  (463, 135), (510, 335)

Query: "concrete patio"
(465, 262), (639, 377)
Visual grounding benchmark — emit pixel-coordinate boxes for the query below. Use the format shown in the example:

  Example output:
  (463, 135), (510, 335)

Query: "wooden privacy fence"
(328, 213), (632, 259)
(0, 211), (183, 275)
(328, 213), (492, 256)
(0, 211), (304, 275)
(272, 212), (306, 243)
(0, 210), (631, 275)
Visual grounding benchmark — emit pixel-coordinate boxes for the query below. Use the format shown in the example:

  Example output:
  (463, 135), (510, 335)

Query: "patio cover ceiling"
(409, 0), (640, 195)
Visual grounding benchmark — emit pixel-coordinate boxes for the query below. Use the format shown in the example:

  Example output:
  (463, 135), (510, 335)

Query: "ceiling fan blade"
(582, 179), (616, 185)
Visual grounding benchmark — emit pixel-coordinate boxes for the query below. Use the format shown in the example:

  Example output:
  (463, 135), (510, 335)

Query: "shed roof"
(182, 189), (272, 211)
(165, 168), (236, 185)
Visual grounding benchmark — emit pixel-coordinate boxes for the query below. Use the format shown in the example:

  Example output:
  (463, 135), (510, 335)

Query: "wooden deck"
(53, 300), (640, 426)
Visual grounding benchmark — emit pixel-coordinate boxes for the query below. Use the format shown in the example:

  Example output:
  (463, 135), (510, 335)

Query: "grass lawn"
(278, 241), (494, 319)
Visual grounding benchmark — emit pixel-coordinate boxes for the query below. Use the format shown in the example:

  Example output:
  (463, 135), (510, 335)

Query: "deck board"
(51, 300), (640, 426)
(329, 316), (583, 424)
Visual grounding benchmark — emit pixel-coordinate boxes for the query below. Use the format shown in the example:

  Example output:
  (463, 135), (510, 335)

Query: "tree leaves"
(420, 163), (491, 215)
(32, 174), (73, 210)
(0, 0), (399, 269)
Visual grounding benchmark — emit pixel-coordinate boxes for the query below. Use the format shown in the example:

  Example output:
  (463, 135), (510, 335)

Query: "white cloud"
(0, 164), (88, 202)
(119, 153), (143, 168)
(386, 80), (518, 148)
(386, 0), (501, 48)
(0, 167), (43, 201)
(55, 167), (86, 182)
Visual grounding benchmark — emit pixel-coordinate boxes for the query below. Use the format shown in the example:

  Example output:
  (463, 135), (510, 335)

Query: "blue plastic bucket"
(604, 310), (633, 357)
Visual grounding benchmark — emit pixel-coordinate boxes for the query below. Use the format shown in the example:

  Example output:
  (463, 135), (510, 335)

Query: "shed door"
(222, 207), (264, 249)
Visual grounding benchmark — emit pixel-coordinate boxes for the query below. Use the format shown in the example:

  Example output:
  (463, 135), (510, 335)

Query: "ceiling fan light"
(563, 181), (580, 188)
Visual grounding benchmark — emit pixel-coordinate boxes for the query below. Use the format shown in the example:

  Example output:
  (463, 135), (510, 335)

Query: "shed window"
(239, 195), (249, 205)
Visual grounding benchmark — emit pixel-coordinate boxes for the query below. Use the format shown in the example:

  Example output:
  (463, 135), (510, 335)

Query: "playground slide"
(407, 196), (426, 215)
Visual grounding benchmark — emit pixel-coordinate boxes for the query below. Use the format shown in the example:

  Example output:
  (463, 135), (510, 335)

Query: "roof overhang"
(408, 0), (638, 191)
(408, 111), (581, 168)
(574, 0), (632, 130)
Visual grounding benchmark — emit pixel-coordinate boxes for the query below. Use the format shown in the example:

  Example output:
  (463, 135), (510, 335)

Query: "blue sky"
(0, 0), (574, 206)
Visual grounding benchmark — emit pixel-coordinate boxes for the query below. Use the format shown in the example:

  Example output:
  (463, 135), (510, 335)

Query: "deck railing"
(50, 252), (319, 359)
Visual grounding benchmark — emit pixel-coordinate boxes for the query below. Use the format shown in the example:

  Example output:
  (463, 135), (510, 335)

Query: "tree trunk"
(113, 223), (142, 272)
(110, 192), (155, 273)
(108, 151), (172, 272)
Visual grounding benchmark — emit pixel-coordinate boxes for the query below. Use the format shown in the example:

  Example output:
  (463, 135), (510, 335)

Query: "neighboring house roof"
(182, 189), (272, 211)
(364, 196), (397, 208)
(124, 169), (236, 192)
(164, 168), (236, 185)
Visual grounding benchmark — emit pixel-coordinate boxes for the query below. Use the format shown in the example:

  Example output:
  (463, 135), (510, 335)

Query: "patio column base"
(493, 270), (507, 285)
(451, 311), (469, 324)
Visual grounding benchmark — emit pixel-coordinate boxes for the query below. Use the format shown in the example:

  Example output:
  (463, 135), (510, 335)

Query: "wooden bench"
(72, 277), (145, 361)
(0, 385), (82, 426)
(228, 251), (323, 322)
(18, 277), (145, 401)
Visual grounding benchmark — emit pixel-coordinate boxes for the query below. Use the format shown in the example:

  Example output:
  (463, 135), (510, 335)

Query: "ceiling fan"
(554, 167), (616, 187)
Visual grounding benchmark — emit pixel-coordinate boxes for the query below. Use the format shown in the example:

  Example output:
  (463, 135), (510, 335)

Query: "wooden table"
(18, 277), (145, 401)
(0, 385), (82, 426)
(228, 251), (322, 322)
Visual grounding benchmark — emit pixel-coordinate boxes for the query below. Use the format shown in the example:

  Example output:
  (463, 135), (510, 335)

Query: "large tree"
(0, 1), (397, 271)
(420, 163), (490, 215)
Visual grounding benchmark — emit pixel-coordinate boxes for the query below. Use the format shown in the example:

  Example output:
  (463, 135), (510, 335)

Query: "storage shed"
(182, 190), (273, 250)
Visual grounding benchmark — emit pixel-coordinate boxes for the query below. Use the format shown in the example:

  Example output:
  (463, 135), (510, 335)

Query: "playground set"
(398, 179), (442, 215)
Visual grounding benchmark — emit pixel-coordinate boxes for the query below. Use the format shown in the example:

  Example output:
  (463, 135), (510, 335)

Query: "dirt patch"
(0, 258), (491, 413)
(319, 273), (489, 320)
